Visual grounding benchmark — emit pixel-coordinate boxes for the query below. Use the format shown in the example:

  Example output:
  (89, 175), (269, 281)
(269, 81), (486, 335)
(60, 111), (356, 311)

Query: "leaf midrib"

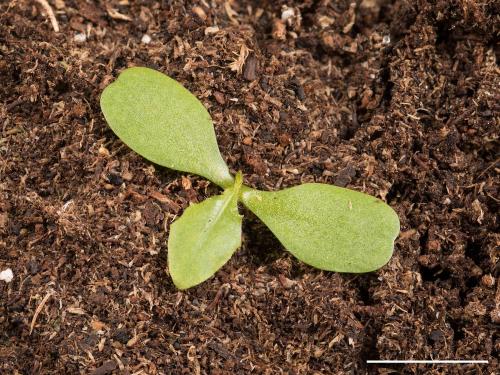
(189, 182), (241, 257)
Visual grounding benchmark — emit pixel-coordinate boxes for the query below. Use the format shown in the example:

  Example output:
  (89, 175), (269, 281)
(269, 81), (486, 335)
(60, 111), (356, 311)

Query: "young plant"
(100, 67), (400, 290)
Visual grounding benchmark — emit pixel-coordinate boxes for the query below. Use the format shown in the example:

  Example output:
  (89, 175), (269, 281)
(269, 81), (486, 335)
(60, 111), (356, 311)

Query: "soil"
(0, 0), (499, 374)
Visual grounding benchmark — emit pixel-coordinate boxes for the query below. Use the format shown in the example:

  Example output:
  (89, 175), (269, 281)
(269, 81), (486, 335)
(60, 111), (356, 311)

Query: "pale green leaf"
(241, 184), (400, 272)
(168, 174), (243, 289)
(100, 67), (234, 188)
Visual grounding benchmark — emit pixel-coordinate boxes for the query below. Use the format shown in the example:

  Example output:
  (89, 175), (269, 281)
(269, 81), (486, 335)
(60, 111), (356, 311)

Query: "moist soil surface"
(0, 1), (499, 374)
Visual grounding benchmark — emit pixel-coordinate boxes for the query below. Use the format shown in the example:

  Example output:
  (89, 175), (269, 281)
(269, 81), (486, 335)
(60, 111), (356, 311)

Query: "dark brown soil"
(1, 1), (498, 374)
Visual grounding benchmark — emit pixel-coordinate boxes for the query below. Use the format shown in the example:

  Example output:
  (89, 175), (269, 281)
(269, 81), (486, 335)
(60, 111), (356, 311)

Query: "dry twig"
(35, 0), (60, 32)
(29, 289), (54, 335)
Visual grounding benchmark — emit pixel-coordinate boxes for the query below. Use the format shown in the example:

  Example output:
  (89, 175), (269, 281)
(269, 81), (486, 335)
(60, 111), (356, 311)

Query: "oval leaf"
(168, 176), (243, 289)
(241, 184), (400, 272)
(100, 67), (234, 188)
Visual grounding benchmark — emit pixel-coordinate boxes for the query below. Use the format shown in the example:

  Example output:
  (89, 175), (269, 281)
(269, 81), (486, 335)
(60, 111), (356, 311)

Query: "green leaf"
(168, 173), (243, 289)
(241, 184), (400, 273)
(100, 67), (234, 188)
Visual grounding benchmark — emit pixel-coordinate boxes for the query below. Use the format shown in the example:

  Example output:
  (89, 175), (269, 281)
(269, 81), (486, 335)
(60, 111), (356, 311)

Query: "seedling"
(100, 67), (400, 290)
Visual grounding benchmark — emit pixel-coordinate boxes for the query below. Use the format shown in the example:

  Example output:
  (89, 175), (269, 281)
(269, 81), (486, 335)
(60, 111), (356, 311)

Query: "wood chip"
(67, 307), (87, 315)
(272, 19), (286, 40)
(192, 6), (207, 21)
(106, 7), (132, 21)
(204, 26), (220, 35)
(343, 2), (356, 33)
(229, 44), (250, 74)
(214, 91), (225, 104)
(243, 55), (258, 81)
(91, 319), (107, 331)
(278, 274), (295, 289)
(224, 1), (238, 25)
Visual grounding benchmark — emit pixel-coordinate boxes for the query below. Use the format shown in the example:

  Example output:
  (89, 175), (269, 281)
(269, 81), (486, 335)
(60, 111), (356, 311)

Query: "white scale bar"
(367, 360), (488, 364)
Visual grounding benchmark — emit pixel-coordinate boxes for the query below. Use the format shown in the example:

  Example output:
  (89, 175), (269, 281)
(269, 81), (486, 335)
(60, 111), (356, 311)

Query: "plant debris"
(0, 0), (498, 373)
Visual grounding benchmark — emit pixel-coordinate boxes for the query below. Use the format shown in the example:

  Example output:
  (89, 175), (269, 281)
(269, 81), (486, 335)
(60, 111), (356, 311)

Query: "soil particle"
(112, 329), (131, 345)
(1, 0), (498, 374)
(213, 91), (226, 105)
(107, 172), (123, 186)
(334, 165), (356, 187)
(91, 360), (117, 375)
